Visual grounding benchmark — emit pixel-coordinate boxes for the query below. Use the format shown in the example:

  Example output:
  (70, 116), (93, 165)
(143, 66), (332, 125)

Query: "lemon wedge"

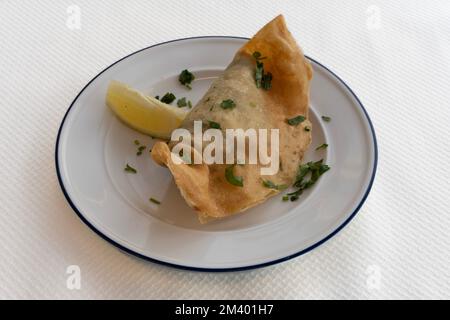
(106, 80), (187, 139)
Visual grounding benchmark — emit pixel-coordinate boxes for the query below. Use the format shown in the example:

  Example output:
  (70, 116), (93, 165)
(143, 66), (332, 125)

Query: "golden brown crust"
(152, 15), (313, 223)
(237, 15), (313, 117)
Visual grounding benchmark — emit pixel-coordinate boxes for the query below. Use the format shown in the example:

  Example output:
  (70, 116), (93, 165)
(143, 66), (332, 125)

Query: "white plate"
(56, 37), (377, 271)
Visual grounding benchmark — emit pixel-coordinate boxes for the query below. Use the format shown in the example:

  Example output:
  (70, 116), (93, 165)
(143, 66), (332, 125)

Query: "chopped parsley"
(134, 139), (140, 145)
(154, 95), (160, 100)
(124, 163), (137, 174)
(286, 115), (306, 126)
(178, 69), (195, 89)
(137, 145), (146, 155)
(315, 143), (328, 151)
(177, 97), (193, 108)
(253, 51), (272, 90)
(220, 99), (236, 110)
(261, 72), (273, 90)
(208, 120), (221, 129)
(322, 116), (331, 122)
(286, 160), (330, 201)
(225, 165), (243, 187)
(255, 61), (264, 88)
(252, 51), (267, 60)
(160, 92), (176, 104)
(263, 180), (287, 190)
(282, 195), (289, 201)
(149, 197), (161, 205)
(177, 97), (187, 108)
(304, 126), (311, 132)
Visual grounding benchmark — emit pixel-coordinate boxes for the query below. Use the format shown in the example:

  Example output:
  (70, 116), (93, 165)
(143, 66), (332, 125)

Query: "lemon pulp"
(106, 80), (187, 139)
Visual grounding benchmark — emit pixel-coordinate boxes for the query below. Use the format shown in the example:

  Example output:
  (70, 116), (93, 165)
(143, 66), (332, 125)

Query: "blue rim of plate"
(55, 36), (378, 272)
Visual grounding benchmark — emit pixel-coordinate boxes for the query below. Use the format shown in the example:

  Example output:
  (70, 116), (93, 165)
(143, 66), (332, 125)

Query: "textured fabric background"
(0, 0), (449, 299)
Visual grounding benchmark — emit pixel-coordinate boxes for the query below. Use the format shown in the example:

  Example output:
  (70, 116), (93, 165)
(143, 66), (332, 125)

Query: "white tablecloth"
(1, 0), (449, 299)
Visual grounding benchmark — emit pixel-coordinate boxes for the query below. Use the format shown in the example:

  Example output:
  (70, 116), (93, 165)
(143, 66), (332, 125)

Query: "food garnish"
(220, 99), (236, 110)
(124, 163), (137, 174)
(106, 81), (186, 139)
(178, 69), (195, 89)
(286, 160), (330, 201)
(137, 145), (146, 155)
(160, 92), (176, 104)
(263, 180), (287, 190)
(177, 97), (187, 108)
(208, 120), (221, 129)
(253, 51), (272, 90)
(315, 143), (328, 151)
(149, 197), (161, 205)
(225, 165), (244, 187)
(286, 115), (306, 126)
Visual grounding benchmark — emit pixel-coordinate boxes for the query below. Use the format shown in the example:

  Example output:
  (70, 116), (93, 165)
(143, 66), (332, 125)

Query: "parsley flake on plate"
(286, 115), (306, 126)
(178, 69), (195, 89)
